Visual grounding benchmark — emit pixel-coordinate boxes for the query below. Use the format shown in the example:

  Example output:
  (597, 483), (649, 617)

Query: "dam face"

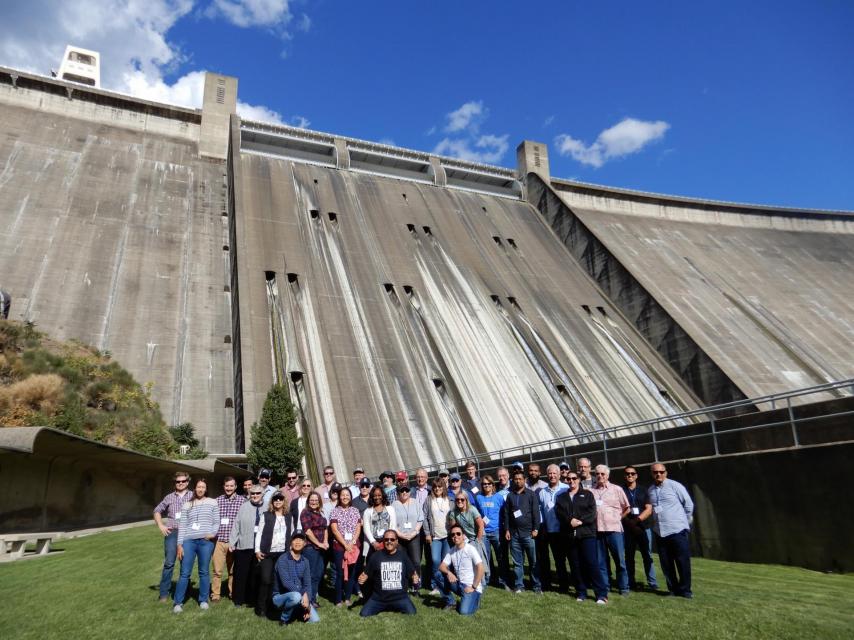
(1, 68), (851, 472)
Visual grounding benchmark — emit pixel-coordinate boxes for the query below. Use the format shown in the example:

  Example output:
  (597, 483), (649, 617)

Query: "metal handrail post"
(787, 397), (799, 447)
(602, 430), (609, 466)
(710, 416), (719, 456)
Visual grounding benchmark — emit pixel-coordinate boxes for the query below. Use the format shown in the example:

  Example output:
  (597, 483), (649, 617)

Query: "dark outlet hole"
(581, 305), (591, 314)
(328, 212), (337, 222)
(310, 209), (319, 219)
(432, 378), (443, 388)
(403, 285), (414, 295)
(423, 226), (432, 235)
(222, 245), (229, 251)
(383, 283), (394, 293)
(406, 224), (416, 233)
(224, 335), (231, 344)
(290, 371), (304, 383)
(223, 285), (230, 292)
(596, 306), (606, 315)
(287, 273), (299, 284)
(265, 271), (276, 282)
(225, 397), (234, 408)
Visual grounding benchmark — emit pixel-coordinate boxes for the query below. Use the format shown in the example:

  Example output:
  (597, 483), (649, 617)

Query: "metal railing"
(385, 379), (854, 477)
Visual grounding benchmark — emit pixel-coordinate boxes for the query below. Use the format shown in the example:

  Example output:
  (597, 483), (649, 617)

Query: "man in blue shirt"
(648, 463), (694, 598)
(272, 532), (320, 624)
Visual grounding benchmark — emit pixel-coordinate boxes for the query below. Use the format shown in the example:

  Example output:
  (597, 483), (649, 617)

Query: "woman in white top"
(254, 492), (291, 618)
(174, 478), (219, 613)
(423, 478), (452, 595)
(363, 485), (397, 561)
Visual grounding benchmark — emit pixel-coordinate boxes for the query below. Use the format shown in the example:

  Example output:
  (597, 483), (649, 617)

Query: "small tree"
(246, 384), (303, 478)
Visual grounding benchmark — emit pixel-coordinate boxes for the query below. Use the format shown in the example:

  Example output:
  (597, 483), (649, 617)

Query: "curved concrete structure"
(0, 427), (245, 533)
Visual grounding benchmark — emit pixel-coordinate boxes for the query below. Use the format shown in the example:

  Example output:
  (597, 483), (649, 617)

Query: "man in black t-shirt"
(621, 465), (658, 591)
(357, 530), (420, 616)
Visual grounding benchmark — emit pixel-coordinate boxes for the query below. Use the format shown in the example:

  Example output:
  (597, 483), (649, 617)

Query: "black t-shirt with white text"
(364, 548), (416, 603)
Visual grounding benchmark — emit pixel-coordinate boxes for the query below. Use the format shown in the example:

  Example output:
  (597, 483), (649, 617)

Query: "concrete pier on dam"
(1, 66), (851, 476)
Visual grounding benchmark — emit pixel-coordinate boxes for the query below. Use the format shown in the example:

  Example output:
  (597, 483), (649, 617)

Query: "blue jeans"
(359, 594), (417, 617)
(510, 533), (540, 591)
(159, 530), (178, 598)
(174, 538), (215, 605)
(272, 592), (319, 623)
(483, 531), (507, 587)
(430, 538), (450, 590)
(303, 545), (324, 603)
(625, 527), (658, 588)
(656, 529), (692, 596)
(332, 547), (358, 603)
(447, 581), (481, 615)
(597, 532), (628, 593)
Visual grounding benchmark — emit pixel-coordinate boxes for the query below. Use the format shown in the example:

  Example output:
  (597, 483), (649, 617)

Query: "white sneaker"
(595, 598), (607, 605)
(172, 605), (183, 614)
(429, 589), (441, 596)
(199, 602), (209, 611)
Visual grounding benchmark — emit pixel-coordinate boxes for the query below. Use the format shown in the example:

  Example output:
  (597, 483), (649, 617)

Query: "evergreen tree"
(246, 384), (303, 477)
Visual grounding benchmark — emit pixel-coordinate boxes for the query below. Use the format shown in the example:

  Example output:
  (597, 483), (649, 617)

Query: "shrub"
(0, 373), (65, 416)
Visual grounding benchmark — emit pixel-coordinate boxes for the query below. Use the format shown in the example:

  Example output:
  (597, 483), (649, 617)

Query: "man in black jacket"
(555, 473), (608, 603)
(504, 469), (541, 594)
(621, 466), (658, 591)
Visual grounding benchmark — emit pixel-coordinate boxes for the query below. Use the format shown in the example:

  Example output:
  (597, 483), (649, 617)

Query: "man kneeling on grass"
(357, 530), (420, 617)
(272, 532), (319, 625)
(439, 523), (485, 615)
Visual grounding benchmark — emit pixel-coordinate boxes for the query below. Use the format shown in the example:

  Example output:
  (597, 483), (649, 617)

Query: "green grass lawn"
(1, 526), (852, 639)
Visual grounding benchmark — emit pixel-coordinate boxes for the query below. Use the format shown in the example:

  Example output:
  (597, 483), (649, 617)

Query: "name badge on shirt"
(596, 499), (604, 507)
(377, 528), (385, 536)
(175, 512), (182, 520)
(631, 507), (640, 516)
(221, 517), (230, 525)
(654, 506), (662, 514)
(471, 487), (479, 494)
(482, 517), (490, 526)
(345, 532), (353, 541)
(254, 525), (259, 534)
(404, 522), (412, 529)
(513, 509), (523, 519)
(191, 523), (200, 531)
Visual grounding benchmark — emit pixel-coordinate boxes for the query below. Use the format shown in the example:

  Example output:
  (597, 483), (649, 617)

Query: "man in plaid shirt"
(153, 471), (192, 602)
(212, 476), (245, 601)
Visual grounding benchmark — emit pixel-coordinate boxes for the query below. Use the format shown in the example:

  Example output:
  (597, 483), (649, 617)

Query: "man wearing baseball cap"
(272, 532), (319, 625)
(380, 471), (397, 503)
(350, 467), (366, 497)
(258, 469), (277, 509)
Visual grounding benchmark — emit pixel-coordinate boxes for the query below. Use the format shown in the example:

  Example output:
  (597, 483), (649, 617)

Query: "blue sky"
(2, 1), (852, 209)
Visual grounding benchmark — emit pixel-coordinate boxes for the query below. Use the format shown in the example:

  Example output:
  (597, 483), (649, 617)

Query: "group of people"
(153, 458), (694, 624)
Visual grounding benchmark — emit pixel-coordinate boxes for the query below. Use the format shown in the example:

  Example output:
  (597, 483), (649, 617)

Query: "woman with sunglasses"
(254, 491), (292, 618)
(289, 479), (313, 533)
(173, 478), (219, 613)
(474, 474), (506, 588)
(447, 491), (488, 587)
(330, 487), (362, 606)
(423, 478), (451, 595)
(300, 491), (329, 609)
(555, 472), (604, 602)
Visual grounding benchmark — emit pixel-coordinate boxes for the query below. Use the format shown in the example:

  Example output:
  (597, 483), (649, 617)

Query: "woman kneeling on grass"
(174, 478), (219, 613)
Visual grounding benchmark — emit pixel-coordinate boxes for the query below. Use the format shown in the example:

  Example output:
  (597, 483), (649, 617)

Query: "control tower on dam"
(1, 66), (851, 474)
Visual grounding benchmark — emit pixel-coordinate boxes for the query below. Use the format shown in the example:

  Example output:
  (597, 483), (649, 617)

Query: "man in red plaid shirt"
(212, 476), (245, 601)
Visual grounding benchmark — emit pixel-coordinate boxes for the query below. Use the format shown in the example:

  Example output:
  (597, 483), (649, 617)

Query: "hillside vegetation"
(0, 319), (204, 459)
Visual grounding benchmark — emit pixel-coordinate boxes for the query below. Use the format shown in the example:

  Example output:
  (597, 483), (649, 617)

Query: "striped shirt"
(177, 497), (219, 545)
(153, 490), (191, 529)
(216, 493), (245, 542)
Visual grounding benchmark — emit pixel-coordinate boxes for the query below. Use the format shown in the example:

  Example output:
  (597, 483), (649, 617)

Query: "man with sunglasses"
(258, 469), (277, 508)
(282, 469), (301, 504)
(591, 464), (630, 600)
(357, 530), (420, 616)
(439, 523), (485, 615)
(212, 476), (245, 602)
(621, 466), (657, 592)
(318, 466), (337, 503)
(153, 471), (192, 602)
(648, 463), (694, 598)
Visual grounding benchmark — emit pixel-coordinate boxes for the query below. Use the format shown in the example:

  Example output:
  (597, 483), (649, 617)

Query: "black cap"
(359, 478), (372, 488)
(330, 483), (343, 494)
(258, 468), (272, 478)
(379, 470), (393, 480)
(559, 461), (570, 470)
(271, 492), (285, 502)
(398, 485), (411, 493)
(291, 531), (306, 541)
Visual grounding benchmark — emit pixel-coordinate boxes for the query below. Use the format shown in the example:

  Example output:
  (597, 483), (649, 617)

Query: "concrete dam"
(1, 68), (852, 476)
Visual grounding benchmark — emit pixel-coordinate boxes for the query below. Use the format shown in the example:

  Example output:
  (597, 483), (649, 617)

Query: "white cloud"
(0, 0), (306, 127)
(207, 0), (292, 29)
(444, 100), (486, 133)
(434, 134), (509, 164)
(555, 117), (670, 168)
